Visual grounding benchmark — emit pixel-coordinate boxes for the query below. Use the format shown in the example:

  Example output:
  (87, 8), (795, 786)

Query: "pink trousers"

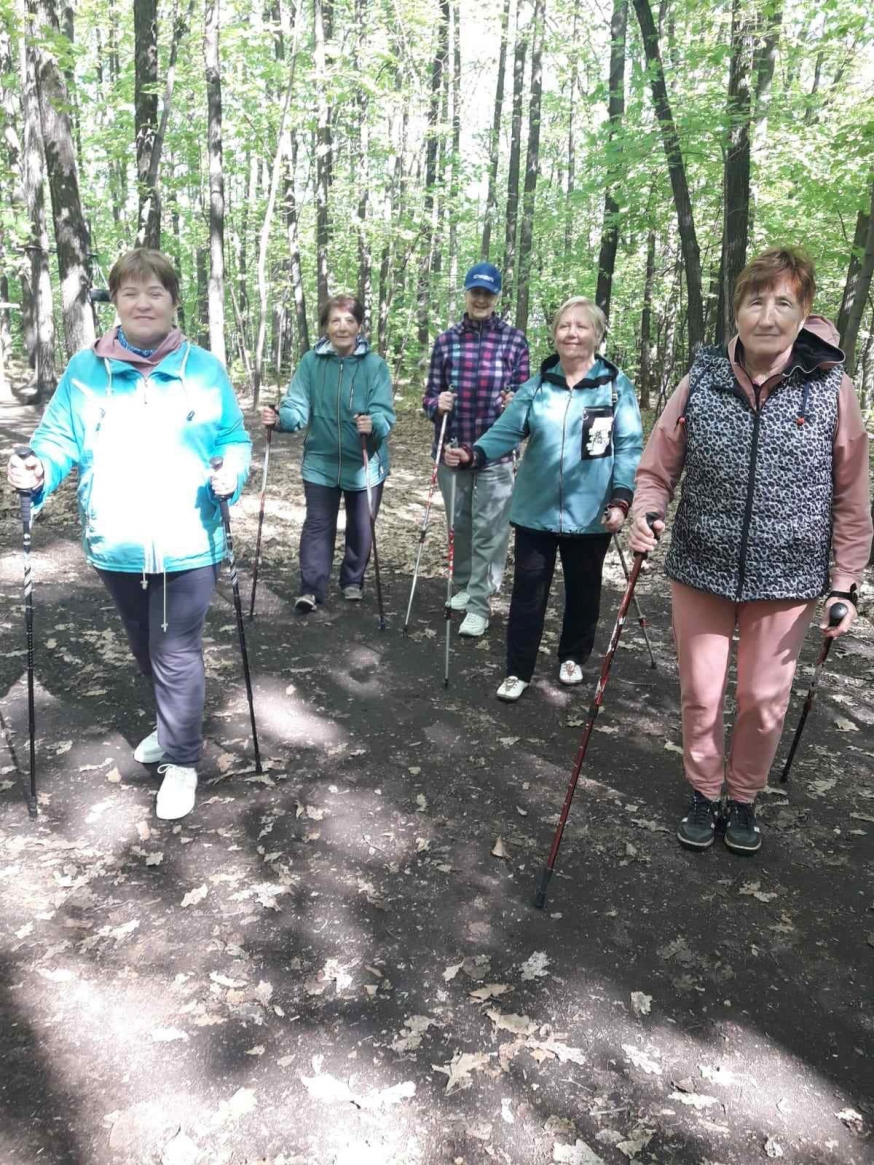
(670, 581), (818, 803)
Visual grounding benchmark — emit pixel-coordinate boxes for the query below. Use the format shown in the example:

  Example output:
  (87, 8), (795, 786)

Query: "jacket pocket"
(580, 406), (614, 460)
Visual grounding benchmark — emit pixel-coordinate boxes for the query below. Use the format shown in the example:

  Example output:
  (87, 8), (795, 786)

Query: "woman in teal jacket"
(446, 296), (643, 701)
(7, 248), (251, 820)
(261, 294), (396, 611)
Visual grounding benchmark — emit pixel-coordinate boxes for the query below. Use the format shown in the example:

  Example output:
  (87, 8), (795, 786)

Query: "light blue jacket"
(474, 356), (643, 535)
(276, 336), (395, 490)
(29, 341), (251, 573)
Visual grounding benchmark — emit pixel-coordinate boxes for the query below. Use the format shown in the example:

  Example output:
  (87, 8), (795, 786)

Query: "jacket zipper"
(336, 361), (344, 486)
(557, 389), (573, 535)
(735, 382), (762, 601)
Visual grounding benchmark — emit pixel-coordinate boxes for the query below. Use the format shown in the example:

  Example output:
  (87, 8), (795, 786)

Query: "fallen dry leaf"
(491, 837), (510, 860)
(181, 885), (208, 908)
(432, 1050), (491, 1094)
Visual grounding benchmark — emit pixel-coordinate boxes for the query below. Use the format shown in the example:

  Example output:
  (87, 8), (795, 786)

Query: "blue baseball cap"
(464, 262), (502, 294)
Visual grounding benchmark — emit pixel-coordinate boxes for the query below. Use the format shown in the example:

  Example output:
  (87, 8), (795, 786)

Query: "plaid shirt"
(423, 313), (530, 462)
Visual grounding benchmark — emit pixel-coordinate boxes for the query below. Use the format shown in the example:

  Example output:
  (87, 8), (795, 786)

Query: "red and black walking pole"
(210, 457), (263, 774)
(779, 601), (848, 784)
(533, 514), (659, 909)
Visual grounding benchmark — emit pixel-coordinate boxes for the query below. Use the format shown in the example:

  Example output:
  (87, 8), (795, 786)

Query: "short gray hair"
(551, 296), (607, 344)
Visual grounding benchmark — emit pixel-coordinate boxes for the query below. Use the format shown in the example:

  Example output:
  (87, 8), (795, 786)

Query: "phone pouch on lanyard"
(581, 406), (614, 459)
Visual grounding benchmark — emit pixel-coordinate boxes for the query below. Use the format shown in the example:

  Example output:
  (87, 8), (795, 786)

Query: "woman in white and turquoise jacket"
(261, 294), (395, 611)
(7, 249), (251, 821)
(445, 296), (643, 701)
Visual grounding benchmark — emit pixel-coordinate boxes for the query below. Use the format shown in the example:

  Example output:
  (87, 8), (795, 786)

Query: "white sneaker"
(559, 660), (583, 686)
(497, 676), (529, 702)
(459, 613), (489, 637)
(446, 591), (470, 611)
(133, 728), (166, 765)
(155, 764), (198, 820)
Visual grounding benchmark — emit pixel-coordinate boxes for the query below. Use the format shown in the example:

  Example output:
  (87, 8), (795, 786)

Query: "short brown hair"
(109, 248), (180, 304)
(551, 296), (607, 344)
(733, 246), (816, 317)
(319, 294), (364, 331)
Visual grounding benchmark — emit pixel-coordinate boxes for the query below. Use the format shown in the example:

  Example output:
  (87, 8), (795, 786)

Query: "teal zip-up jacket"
(276, 336), (395, 490)
(473, 355), (643, 535)
(28, 341), (251, 573)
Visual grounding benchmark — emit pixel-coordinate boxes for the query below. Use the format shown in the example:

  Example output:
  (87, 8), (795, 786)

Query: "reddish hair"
(319, 294), (364, 331)
(109, 248), (180, 304)
(733, 246), (816, 317)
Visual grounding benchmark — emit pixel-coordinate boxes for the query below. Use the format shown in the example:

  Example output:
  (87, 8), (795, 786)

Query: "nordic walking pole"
(533, 514), (660, 910)
(779, 601), (848, 784)
(14, 446), (38, 819)
(209, 457), (263, 774)
(359, 432), (386, 631)
(403, 411), (449, 635)
(612, 533), (657, 669)
(444, 442), (458, 689)
(248, 422), (273, 620)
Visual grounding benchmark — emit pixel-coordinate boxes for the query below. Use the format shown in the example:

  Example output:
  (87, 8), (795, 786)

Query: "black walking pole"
(779, 601), (848, 784)
(533, 514), (660, 910)
(359, 433), (386, 631)
(248, 423), (273, 620)
(612, 533), (657, 669)
(15, 446), (38, 818)
(209, 457), (263, 774)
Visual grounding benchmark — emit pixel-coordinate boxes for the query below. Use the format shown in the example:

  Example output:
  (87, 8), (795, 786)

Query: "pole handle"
(827, 601), (848, 627)
(645, 512), (661, 539)
(15, 446), (37, 522)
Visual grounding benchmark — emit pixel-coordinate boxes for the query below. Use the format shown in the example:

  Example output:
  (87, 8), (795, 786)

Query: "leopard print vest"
(665, 346), (841, 602)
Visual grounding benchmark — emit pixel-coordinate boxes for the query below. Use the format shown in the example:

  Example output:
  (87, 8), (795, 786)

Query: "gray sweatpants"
(438, 461), (514, 619)
(98, 565), (219, 767)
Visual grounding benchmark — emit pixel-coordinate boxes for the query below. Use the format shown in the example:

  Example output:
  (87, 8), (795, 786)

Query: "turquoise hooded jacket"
(474, 355), (643, 535)
(29, 341), (251, 573)
(276, 336), (395, 490)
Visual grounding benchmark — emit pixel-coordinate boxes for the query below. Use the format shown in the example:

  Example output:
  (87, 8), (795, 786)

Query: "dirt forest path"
(0, 398), (872, 1165)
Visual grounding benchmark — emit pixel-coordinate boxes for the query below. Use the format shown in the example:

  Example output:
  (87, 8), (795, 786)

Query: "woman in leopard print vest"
(629, 247), (872, 856)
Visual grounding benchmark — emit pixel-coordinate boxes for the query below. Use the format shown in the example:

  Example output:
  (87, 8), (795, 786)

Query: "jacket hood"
(314, 335), (370, 358)
(540, 352), (620, 388)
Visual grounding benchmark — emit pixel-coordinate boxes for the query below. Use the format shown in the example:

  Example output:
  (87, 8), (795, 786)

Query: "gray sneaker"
(343, 585), (363, 601)
(677, 790), (719, 850)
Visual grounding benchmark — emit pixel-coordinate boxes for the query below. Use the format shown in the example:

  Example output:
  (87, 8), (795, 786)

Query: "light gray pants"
(438, 461), (514, 619)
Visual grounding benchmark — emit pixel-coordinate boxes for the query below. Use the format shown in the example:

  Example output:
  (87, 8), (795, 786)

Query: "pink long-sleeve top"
(633, 316), (872, 591)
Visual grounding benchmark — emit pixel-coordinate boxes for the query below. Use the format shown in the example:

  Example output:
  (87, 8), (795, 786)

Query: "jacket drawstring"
(162, 569), (168, 632)
(797, 380), (810, 426)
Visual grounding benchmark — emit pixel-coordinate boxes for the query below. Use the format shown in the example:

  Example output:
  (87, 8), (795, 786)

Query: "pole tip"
(27, 796), (38, 819)
(533, 867), (551, 909)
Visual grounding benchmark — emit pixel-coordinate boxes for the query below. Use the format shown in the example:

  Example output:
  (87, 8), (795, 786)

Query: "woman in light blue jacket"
(445, 296), (643, 701)
(7, 249), (251, 820)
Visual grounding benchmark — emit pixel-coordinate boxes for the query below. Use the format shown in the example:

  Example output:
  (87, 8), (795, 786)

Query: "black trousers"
(506, 527), (611, 682)
(98, 564), (218, 766)
(299, 480), (384, 603)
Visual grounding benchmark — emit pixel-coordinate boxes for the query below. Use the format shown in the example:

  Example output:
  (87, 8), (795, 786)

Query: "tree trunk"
(837, 209), (869, 339)
(285, 136), (310, 358)
(631, 0), (704, 358)
(716, 0), (754, 346)
(355, 0), (372, 331)
(415, 0), (450, 360)
(253, 83), (293, 407)
(595, 0), (627, 321)
(134, 0), (160, 246)
(838, 178), (874, 377)
(31, 0), (94, 358)
(515, 0), (545, 335)
(447, 0), (461, 311)
(480, 0), (511, 261)
(638, 229), (656, 410)
(314, 0), (332, 314)
(563, 0), (580, 280)
(20, 18), (56, 396)
(501, 15), (527, 318)
(203, 0), (226, 364)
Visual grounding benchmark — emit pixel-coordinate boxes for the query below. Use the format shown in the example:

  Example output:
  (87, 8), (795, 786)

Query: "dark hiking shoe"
(722, 799), (762, 854)
(677, 790), (719, 850)
(295, 593), (317, 613)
